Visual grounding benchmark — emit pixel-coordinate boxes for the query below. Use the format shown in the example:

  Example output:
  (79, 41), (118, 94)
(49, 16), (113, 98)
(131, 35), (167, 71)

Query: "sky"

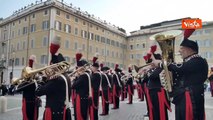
(0, 0), (212, 34)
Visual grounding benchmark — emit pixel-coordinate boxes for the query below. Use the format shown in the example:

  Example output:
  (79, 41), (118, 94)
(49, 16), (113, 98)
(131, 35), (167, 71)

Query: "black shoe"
(111, 107), (118, 110)
(99, 113), (108, 116)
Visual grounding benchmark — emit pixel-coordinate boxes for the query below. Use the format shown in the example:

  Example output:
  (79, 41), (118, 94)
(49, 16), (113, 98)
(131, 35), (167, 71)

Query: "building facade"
(0, 0), (213, 84)
(0, 0), (127, 84)
(127, 19), (213, 68)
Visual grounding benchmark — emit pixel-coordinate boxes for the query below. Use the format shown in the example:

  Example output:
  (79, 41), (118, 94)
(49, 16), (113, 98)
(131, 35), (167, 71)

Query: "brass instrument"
(150, 30), (182, 92)
(12, 61), (71, 86)
(133, 64), (152, 73)
(68, 63), (91, 77)
(120, 74), (131, 82)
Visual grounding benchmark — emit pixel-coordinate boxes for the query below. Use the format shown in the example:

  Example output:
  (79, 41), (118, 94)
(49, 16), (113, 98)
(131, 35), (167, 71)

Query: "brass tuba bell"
(150, 30), (182, 92)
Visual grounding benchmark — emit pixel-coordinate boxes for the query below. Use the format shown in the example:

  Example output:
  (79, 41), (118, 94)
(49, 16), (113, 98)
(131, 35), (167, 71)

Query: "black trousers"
(101, 90), (109, 114)
(175, 90), (205, 120)
(149, 88), (169, 120)
(25, 100), (39, 120)
(89, 91), (99, 120)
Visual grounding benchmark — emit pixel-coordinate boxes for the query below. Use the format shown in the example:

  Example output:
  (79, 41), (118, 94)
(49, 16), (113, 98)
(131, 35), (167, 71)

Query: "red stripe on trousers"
(185, 91), (193, 120)
(44, 108), (52, 120)
(22, 98), (28, 120)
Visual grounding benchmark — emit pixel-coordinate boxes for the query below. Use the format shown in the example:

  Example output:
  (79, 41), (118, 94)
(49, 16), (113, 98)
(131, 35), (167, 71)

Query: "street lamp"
(0, 54), (6, 86)
(10, 51), (15, 83)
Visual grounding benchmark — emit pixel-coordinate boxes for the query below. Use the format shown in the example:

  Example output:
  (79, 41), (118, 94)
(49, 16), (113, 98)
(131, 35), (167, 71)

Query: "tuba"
(150, 30), (182, 92)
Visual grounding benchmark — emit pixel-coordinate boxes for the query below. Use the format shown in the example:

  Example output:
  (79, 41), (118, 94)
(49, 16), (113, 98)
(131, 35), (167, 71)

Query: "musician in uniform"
(120, 71), (126, 101)
(71, 52), (90, 120)
(152, 30), (209, 120)
(16, 55), (40, 120)
(126, 67), (134, 104)
(111, 64), (122, 109)
(100, 66), (111, 116)
(208, 66), (213, 97)
(147, 53), (171, 120)
(89, 55), (101, 120)
(35, 36), (72, 120)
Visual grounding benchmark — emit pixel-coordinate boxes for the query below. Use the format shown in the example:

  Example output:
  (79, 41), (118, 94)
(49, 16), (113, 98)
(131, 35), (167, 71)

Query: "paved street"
(0, 91), (213, 120)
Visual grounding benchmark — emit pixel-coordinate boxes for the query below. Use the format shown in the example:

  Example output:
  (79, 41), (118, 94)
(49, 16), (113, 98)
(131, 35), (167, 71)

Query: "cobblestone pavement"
(0, 92), (213, 120)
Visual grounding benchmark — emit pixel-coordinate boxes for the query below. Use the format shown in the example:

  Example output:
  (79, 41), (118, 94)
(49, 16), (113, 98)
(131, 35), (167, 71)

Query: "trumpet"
(12, 61), (71, 85)
(133, 64), (152, 73)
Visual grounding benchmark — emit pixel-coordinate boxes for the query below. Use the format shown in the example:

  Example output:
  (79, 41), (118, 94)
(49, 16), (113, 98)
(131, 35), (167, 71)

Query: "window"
(55, 21), (62, 31)
(96, 27), (99, 30)
(111, 40), (115, 46)
(31, 24), (36, 32)
(136, 54), (140, 59)
(112, 51), (114, 58)
(23, 27), (28, 35)
(44, 10), (48, 15)
(15, 58), (19, 66)
(142, 43), (146, 48)
(64, 57), (70, 62)
(116, 42), (119, 47)
(42, 37), (48, 47)
(32, 14), (35, 18)
(24, 17), (27, 21)
(41, 55), (48, 64)
(56, 10), (60, 15)
(81, 30), (87, 38)
(130, 45), (133, 50)
(107, 39), (110, 44)
(206, 52), (212, 59)
(96, 35), (100, 42)
(19, 20), (21, 24)
(102, 49), (105, 56)
(89, 33), (94, 40)
(66, 14), (70, 19)
(23, 41), (26, 50)
(22, 57), (25, 66)
(75, 17), (78, 22)
(31, 39), (34, 48)
(42, 21), (49, 30)
(83, 21), (86, 25)
(130, 54), (134, 59)
(107, 50), (109, 56)
(64, 24), (71, 33)
(101, 37), (105, 43)
(75, 28), (78, 35)
(136, 44), (140, 49)
(65, 40), (70, 49)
